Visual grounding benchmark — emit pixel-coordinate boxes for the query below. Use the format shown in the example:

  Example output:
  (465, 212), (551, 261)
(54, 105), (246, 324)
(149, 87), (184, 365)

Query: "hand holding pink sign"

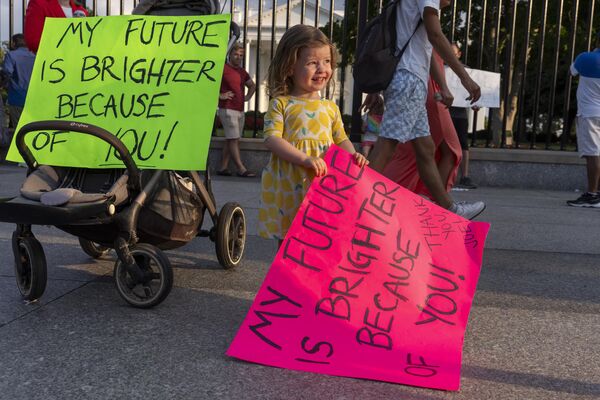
(227, 145), (490, 391)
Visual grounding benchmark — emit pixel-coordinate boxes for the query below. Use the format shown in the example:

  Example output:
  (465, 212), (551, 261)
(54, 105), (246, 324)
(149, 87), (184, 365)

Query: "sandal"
(237, 170), (256, 178)
(216, 169), (232, 176)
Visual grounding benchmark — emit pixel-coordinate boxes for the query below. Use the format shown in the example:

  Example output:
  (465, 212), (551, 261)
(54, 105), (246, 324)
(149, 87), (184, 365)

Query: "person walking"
(383, 49), (462, 196)
(567, 32), (600, 208)
(449, 43), (477, 189)
(1, 34), (36, 130)
(217, 42), (257, 177)
(367, 0), (485, 219)
(24, 0), (88, 53)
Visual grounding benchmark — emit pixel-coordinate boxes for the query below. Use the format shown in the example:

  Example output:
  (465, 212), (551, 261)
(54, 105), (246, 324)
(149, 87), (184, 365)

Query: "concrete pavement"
(0, 163), (598, 399)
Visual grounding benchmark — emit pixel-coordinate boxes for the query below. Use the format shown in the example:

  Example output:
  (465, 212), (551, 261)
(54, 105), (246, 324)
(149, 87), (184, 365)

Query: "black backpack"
(353, 0), (421, 94)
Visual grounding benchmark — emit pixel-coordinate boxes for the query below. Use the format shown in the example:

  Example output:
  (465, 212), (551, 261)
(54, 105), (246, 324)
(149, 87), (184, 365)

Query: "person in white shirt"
(567, 32), (600, 208)
(368, 0), (485, 219)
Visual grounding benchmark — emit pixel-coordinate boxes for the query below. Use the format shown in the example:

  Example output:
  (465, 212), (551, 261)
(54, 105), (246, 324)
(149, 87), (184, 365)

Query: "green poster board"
(6, 14), (230, 170)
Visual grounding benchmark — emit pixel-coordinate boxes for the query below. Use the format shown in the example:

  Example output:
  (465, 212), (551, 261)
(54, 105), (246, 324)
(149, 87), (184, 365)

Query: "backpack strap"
(395, 18), (423, 57)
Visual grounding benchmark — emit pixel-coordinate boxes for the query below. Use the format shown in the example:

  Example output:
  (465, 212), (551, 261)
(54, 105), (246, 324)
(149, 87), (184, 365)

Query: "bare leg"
(585, 155), (600, 192)
(459, 148), (470, 179)
(220, 142), (230, 171)
(437, 140), (457, 187)
(228, 138), (248, 173)
(367, 137), (398, 173)
(411, 136), (453, 209)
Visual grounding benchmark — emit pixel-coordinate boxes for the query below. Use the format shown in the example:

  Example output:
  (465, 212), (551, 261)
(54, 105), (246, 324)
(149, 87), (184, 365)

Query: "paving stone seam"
(0, 275), (109, 330)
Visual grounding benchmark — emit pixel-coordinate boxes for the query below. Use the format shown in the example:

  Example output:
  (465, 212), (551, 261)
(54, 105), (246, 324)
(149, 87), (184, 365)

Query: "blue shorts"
(380, 69), (430, 143)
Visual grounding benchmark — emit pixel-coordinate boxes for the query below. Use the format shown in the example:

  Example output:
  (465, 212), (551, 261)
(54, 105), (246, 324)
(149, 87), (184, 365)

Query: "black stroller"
(0, 3), (246, 308)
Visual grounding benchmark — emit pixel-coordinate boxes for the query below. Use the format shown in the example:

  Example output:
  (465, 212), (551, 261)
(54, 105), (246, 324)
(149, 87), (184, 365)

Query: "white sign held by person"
(445, 67), (500, 109)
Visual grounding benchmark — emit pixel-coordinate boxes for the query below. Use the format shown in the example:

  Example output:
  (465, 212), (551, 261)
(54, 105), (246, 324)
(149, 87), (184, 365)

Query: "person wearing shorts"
(567, 33), (600, 207)
(217, 42), (256, 177)
(367, 0), (485, 220)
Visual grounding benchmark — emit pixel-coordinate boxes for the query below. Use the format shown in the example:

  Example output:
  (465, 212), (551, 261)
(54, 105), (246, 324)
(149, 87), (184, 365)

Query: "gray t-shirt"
(396, 0), (440, 86)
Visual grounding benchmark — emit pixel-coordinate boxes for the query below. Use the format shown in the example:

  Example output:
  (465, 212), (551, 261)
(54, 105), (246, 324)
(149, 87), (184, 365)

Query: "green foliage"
(443, 0), (600, 136)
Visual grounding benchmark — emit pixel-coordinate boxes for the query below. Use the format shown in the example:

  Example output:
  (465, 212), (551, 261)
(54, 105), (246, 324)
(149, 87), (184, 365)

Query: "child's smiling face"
(289, 45), (332, 99)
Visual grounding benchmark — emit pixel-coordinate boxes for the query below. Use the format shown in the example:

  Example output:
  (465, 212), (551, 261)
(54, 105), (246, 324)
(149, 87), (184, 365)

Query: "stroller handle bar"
(15, 120), (141, 191)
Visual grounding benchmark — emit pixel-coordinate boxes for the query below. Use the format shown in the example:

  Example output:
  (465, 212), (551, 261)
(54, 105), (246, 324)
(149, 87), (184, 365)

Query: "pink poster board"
(227, 146), (490, 391)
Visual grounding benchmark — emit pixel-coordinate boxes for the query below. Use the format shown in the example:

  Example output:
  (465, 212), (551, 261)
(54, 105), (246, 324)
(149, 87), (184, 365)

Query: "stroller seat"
(0, 165), (129, 225)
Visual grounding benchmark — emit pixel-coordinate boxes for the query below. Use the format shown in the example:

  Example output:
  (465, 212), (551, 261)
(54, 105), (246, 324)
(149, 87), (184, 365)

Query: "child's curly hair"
(267, 25), (337, 98)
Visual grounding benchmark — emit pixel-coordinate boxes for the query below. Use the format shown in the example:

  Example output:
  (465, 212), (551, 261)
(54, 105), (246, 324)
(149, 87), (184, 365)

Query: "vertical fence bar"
(463, 0), (472, 64)
(315, 0), (319, 26)
(486, 0), (502, 147)
(449, 0), (457, 43)
(243, 0), (249, 53)
(477, 0), (487, 69)
(471, 0), (488, 147)
(9, 0), (14, 39)
(326, 0), (334, 100)
(286, 0), (291, 29)
(464, 0), (472, 144)
(585, 0), (596, 50)
(351, 0), (368, 142)
(515, 0), (533, 148)
(271, 0), (276, 58)
(253, 0), (263, 137)
(531, 0), (548, 149)
(545, 0), (564, 148)
(560, 0), (579, 150)
(339, 0), (350, 114)
(501, 0), (518, 147)
(22, 0), (26, 29)
(301, 0), (305, 24)
(328, 0), (335, 38)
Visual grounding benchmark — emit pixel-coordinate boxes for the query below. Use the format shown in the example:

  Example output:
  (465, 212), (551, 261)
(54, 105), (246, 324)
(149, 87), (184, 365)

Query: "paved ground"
(0, 162), (598, 400)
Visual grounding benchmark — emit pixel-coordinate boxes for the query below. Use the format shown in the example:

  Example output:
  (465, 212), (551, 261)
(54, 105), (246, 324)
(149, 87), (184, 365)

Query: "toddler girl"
(258, 25), (368, 242)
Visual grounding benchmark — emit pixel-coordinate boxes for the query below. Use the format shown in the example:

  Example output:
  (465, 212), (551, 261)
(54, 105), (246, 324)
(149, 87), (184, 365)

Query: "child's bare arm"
(338, 139), (369, 168)
(264, 136), (327, 176)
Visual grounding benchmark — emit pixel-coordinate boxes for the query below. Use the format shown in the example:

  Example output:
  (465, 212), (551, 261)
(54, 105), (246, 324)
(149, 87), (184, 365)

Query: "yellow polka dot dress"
(258, 96), (349, 240)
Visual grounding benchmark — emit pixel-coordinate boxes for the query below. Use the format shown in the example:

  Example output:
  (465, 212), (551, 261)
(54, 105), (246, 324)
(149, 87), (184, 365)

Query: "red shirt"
(219, 63), (250, 112)
(24, 0), (88, 53)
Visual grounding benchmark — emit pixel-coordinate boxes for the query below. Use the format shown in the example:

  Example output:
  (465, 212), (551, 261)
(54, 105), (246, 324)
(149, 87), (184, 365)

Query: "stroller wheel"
(79, 238), (111, 259)
(12, 233), (47, 301)
(113, 244), (173, 308)
(216, 202), (246, 269)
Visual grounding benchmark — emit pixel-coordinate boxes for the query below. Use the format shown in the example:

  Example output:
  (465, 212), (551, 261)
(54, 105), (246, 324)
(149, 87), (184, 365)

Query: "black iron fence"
(1, 0), (598, 150)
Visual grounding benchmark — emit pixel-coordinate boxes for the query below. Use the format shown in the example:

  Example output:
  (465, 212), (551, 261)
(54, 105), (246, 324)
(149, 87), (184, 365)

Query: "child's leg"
(367, 137), (398, 173)
(411, 136), (453, 208)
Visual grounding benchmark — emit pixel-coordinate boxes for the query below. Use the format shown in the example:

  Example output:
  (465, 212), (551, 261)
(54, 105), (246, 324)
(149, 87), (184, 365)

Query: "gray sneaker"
(450, 201), (486, 220)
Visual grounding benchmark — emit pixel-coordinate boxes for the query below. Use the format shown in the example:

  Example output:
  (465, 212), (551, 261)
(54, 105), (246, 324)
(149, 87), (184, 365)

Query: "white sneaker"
(450, 201), (486, 220)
